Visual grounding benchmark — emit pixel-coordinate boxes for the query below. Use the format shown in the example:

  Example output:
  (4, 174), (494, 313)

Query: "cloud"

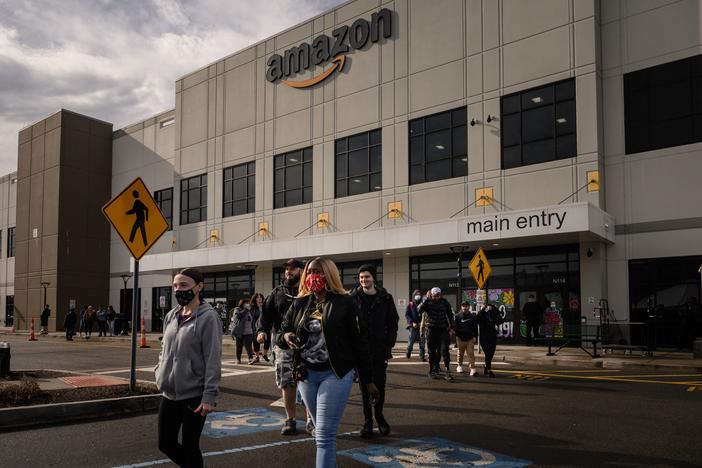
(0, 0), (345, 175)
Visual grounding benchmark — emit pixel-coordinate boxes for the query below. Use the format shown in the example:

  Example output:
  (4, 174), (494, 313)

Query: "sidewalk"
(3, 329), (702, 372)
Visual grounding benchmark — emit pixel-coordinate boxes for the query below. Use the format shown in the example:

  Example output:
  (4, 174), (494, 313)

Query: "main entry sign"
(469, 247), (491, 289)
(102, 177), (169, 261)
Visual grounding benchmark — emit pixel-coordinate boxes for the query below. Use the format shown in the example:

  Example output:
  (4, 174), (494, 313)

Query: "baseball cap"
(430, 287), (441, 295)
(283, 258), (305, 269)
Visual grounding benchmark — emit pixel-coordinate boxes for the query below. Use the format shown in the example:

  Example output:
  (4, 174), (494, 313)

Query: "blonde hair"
(297, 257), (347, 297)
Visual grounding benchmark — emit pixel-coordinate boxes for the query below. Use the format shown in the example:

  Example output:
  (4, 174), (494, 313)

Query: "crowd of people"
(153, 257), (514, 468)
(62, 305), (117, 341)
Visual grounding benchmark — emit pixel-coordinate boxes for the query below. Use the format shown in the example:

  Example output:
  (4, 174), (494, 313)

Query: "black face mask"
(175, 288), (197, 306)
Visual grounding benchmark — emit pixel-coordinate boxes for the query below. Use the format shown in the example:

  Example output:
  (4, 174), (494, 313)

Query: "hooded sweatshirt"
(155, 301), (222, 406)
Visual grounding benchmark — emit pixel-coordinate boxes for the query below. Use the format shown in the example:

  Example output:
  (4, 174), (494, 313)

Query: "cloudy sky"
(0, 0), (345, 175)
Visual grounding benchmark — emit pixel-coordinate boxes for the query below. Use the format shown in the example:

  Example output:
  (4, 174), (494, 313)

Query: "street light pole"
(449, 245), (470, 311)
(120, 273), (132, 336)
(40, 282), (50, 308)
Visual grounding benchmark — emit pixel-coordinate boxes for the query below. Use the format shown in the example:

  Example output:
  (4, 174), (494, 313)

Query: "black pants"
(97, 320), (107, 336)
(426, 328), (450, 373)
(158, 396), (206, 468)
(65, 326), (75, 340)
(236, 334), (253, 361)
(526, 321), (539, 345)
(480, 336), (497, 370)
(360, 360), (388, 421)
(252, 338), (261, 354)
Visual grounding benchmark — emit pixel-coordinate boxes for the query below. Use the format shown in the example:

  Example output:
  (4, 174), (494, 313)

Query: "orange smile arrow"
(282, 55), (346, 88)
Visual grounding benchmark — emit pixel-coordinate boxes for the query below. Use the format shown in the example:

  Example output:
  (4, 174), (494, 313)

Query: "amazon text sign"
(266, 8), (392, 88)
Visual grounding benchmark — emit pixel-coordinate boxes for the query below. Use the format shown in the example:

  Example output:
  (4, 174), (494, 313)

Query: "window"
(7, 227), (14, 258)
(180, 174), (207, 225)
(159, 117), (175, 128)
(335, 129), (382, 197)
(273, 147), (312, 209)
(501, 79), (577, 169)
(337, 259), (383, 289)
(624, 54), (702, 154)
(154, 188), (173, 230)
(409, 107), (467, 184)
(223, 162), (255, 217)
(203, 270), (255, 309)
(0, 229), (3, 257)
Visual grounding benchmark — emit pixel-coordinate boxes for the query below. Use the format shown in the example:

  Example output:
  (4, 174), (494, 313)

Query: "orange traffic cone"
(139, 316), (150, 348)
(28, 317), (38, 341)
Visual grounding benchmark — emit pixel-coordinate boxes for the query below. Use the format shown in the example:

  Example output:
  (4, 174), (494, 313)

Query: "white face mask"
(414, 295), (421, 302)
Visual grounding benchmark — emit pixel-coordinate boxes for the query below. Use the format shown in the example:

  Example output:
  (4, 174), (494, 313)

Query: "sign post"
(102, 177), (169, 391)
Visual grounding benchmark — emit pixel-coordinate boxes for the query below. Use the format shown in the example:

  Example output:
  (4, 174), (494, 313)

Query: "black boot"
(376, 414), (391, 436)
(359, 419), (374, 438)
(281, 418), (297, 435)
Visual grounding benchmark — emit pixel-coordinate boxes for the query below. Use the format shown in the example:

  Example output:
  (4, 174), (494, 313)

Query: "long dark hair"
(249, 293), (264, 310)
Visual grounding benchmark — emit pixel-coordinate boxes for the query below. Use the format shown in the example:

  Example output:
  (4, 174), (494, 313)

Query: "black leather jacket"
(349, 286), (399, 361)
(259, 282), (299, 337)
(276, 292), (374, 385)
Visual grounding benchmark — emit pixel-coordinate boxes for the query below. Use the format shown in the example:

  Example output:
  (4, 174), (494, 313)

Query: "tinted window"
(223, 161), (255, 217)
(335, 129), (382, 198)
(273, 147), (313, 208)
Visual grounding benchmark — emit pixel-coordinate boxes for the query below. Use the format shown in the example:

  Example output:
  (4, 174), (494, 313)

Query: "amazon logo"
(266, 8), (392, 89)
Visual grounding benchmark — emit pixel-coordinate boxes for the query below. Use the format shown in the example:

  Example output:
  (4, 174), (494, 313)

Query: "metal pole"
(130, 261), (139, 392)
(456, 252), (462, 311)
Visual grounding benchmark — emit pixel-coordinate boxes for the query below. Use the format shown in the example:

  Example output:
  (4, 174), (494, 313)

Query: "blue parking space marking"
(202, 407), (304, 438)
(339, 437), (531, 467)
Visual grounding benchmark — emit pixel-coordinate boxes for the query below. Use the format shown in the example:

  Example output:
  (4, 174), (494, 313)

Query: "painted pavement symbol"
(202, 407), (305, 438)
(339, 437), (531, 467)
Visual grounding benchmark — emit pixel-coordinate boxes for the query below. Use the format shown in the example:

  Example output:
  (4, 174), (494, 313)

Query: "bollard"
(139, 316), (150, 348)
(28, 317), (38, 341)
(0, 342), (10, 377)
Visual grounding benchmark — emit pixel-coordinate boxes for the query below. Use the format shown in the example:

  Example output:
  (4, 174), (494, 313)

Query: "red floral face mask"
(305, 273), (326, 293)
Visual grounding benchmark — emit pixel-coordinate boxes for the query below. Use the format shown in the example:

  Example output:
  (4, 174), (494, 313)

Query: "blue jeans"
(297, 368), (355, 468)
(406, 327), (425, 359)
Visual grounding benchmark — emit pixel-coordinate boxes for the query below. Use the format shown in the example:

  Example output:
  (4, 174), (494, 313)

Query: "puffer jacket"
(259, 282), (299, 337)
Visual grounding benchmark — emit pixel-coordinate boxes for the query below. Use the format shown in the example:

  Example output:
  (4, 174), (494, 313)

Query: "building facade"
(10, 0), (702, 344)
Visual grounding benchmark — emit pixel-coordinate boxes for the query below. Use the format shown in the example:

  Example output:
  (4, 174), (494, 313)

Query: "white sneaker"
(456, 365), (464, 373)
(469, 368), (477, 376)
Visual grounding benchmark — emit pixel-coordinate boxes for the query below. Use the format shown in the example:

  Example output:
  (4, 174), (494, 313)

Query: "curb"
(0, 393), (161, 432)
(494, 353), (702, 373)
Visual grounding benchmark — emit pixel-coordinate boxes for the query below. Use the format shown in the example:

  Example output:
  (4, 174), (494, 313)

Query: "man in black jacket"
(454, 301), (479, 375)
(419, 287), (455, 381)
(257, 258), (303, 435)
(350, 264), (399, 438)
(477, 303), (503, 377)
(521, 294), (543, 346)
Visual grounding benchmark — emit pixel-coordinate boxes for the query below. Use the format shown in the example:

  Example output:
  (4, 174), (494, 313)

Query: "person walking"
(418, 287), (455, 381)
(83, 306), (96, 339)
(107, 305), (117, 336)
(40, 304), (51, 335)
(155, 267), (221, 468)
(454, 301), (479, 376)
(350, 264), (399, 438)
(256, 258), (304, 436)
(278, 257), (378, 468)
(64, 307), (77, 341)
(477, 303), (503, 377)
(96, 305), (108, 337)
(79, 306), (86, 337)
(230, 300), (254, 364)
(249, 293), (268, 363)
(405, 289), (426, 361)
(522, 294), (543, 346)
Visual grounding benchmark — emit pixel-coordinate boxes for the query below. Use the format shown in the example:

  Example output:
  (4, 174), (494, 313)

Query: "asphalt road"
(1, 335), (700, 467)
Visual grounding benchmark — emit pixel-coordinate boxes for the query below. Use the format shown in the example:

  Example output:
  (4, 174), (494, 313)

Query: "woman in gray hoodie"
(155, 268), (221, 468)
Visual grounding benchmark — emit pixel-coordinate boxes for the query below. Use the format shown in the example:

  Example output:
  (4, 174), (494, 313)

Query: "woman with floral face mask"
(278, 257), (378, 468)
(155, 268), (221, 468)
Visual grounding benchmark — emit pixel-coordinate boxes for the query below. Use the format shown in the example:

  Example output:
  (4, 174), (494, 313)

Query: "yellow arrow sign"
(102, 177), (169, 261)
(469, 247), (491, 289)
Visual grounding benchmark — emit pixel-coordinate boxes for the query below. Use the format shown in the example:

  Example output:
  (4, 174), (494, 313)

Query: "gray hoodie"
(155, 301), (222, 406)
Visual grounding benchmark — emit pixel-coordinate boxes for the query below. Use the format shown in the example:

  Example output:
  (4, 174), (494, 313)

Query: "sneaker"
(429, 371), (438, 379)
(445, 370), (454, 381)
(469, 368), (478, 376)
(420, 356), (427, 362)
(248, 359), (256, 365)
(306, 419), (315, 437)
(405, 353), (411, 359)
(456, 365), (464, 373)
(487, 370), (495, 378)
(262, 353), (270, 362)
(281, 418), (297, 436)
(359, 419), (374, 438)
(236, 359), (242, 364)
(376, 415), (391, 436)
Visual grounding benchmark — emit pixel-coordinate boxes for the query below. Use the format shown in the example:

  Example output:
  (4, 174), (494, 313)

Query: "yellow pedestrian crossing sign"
(469, 247), (491, 289)
(102, 177), (169, 261)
